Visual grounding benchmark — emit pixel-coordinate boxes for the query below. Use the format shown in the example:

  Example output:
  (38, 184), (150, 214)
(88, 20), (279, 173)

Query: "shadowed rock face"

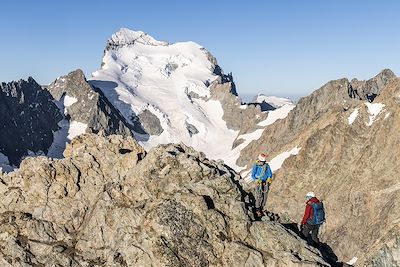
(0, 134), (329, 266)
(137, 109), (163, 135)
(0, 77), (62, 165)
(238, 70), (400, 266)
(47, 69), (133, 137)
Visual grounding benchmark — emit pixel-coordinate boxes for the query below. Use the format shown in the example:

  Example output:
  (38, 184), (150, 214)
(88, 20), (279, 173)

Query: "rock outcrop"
(47, 69), (133, 137)
(349, 69), (395, 101)
(205, 49), (268, 135)
(0, 134), (329, 266)
(0, 77), (62, 165)
(210, 79), (268, 135)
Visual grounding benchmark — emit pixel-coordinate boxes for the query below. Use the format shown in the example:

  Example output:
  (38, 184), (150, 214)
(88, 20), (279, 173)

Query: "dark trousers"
(254, 183), (270, 211)
(301, 223), (320, 245)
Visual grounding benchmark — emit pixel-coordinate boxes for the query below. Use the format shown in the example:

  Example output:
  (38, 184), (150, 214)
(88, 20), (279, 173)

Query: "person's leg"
(310, 225), (320, 244)
(254, 185), (263, 215)
(301, 224), (310, 239)
(260, 184), (269, 212)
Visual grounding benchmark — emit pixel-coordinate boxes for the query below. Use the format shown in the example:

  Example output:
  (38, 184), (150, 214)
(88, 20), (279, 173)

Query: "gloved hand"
(266, 178), (273, 185)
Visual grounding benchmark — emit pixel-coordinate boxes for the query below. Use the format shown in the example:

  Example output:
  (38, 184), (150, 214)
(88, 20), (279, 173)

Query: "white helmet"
(306, 192), (315, 199)
(258, 153), (267, 162)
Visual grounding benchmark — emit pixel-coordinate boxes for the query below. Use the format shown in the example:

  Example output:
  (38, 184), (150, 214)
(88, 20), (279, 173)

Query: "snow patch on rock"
(346, 257), (358, 265)
(269, 146), (301, 172)
(48, 119), (88, 159)
(365, 102), (385, 126)
(257, 104), (295, 127)
(64, 95), (78, 107)
(224, 128), (265, 171)
(67, 121), (88, 140)
(348, 108), (359, 125)
(254, 94), (293, 108)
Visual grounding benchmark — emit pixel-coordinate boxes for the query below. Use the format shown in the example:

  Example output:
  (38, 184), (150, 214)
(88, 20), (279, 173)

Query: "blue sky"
(1, 0), (399, 98)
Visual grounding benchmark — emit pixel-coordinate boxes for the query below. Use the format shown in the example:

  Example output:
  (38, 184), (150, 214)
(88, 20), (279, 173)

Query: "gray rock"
(247, 101), (276, 112)
(0, 77), (62, 165)
(349, 69), (396, 102)
(47, 69), (133, 137)
(137, 109), (163, 136)
(185, 121), (199, 136)
(0, 134), (329, 266)
(238, 69), (400, 265)
(370, 233), (400, 267)
(210, 79), (267, 135)
(201, 50), (268, 138)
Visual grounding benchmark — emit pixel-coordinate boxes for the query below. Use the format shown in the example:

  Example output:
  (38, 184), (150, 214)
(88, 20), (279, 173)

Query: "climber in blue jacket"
(251, 153), (273, 217)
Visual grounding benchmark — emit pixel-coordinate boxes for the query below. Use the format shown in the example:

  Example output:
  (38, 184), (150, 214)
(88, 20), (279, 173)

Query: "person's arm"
(265, 164), (273, 183)
(251, 164), (257, 180)
(266, 164), (272, 178)
(301, 204), (311, 225)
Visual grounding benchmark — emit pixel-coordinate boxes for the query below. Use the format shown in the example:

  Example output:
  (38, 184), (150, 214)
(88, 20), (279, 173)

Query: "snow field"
(91, 28), (298, 172)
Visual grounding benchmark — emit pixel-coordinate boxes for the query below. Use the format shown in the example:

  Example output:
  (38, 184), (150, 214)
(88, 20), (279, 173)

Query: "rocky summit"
(0, 134), (330, 266)
(47, 69), (133, 138)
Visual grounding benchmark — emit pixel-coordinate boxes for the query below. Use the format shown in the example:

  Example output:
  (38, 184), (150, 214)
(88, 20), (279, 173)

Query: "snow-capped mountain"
(90, 28), (289, 169)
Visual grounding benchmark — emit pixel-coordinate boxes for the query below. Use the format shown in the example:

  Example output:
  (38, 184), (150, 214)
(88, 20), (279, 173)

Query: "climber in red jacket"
(301, 192), (325, 246)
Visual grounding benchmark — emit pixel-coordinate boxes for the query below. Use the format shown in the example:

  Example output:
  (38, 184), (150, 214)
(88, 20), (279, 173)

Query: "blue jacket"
(251, 161), (273, 182)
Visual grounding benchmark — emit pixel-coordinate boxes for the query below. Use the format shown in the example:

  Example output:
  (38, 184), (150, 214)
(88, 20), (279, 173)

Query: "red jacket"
(301, 197), (320, 225)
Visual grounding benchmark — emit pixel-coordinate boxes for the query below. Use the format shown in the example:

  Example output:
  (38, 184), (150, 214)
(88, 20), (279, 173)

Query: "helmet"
(258, 153), (267, 162)
(306, 192), (315, 199)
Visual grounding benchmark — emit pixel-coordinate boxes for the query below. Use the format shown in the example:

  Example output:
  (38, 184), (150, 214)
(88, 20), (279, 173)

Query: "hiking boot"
(256, 210), (263, 217)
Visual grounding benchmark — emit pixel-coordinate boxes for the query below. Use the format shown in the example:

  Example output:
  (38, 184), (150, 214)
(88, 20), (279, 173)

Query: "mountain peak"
(106, 28), (169, 50)
(373, 68), (396, 82)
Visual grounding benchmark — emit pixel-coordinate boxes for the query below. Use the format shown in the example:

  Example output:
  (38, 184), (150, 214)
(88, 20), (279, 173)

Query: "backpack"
(308, 202), (325, 225)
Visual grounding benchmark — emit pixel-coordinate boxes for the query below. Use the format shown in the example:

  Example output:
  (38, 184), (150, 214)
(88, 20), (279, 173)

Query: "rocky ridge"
(238, 70), (400, 266)
(0, 134), (330, 266)
(0, 77), (62, 165)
